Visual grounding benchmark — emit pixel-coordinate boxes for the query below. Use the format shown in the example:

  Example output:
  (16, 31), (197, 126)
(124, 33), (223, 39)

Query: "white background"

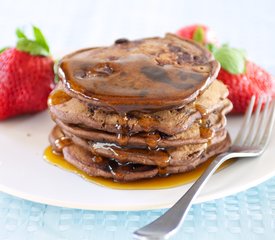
(1, 0), (275, 69)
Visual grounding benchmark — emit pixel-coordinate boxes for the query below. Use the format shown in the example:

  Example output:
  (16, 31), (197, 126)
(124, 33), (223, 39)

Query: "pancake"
(47, 33), (232, 182)
(50, 125), (227, 167)
(56, 132), (231, 182)
(54, 108), (229, 148)
(49, 80), (231, 135)
(57, 33), (220, 113)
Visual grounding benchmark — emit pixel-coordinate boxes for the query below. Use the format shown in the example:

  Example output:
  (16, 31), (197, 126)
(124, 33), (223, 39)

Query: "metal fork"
(133, 96), (275, 240)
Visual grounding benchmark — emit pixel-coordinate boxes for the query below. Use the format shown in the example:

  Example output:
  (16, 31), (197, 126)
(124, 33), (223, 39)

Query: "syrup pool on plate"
(44, 146), (233, 190)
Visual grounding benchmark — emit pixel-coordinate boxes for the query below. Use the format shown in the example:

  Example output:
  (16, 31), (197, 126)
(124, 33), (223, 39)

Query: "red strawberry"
(176, 24), (217, 45)
(0, 26), (54, 120)
(177, 24), (275, 113)
(218, 61), (275, 113)
(212, 44), (275, 113)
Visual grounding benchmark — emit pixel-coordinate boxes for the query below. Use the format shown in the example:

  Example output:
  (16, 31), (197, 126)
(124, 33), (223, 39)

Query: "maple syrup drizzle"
(58, 44), (214, 113)
(115, 114), (161, 149)
(144, 132), (161, 150)
(92, 155), (103, 163)
(138, 115), (159, 132)
(158, 167), (169, 177)
(48, 90), (72, 106)
(199, 119), (215, 139)
(195, 103), (216, 144)
(195, 103), (209, 117)
(44, 146), (233, 190)
(115, 113), (130, 146)
(54, 137), (72, 152)
(89, 110), (168, 168)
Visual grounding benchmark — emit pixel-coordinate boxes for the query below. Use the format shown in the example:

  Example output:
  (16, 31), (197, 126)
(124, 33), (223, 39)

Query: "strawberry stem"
(15, 26), (50, 56)
(16, 28), (27, 39)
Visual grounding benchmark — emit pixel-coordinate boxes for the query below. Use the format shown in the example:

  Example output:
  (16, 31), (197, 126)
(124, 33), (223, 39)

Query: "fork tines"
(235, 96), (275, 149)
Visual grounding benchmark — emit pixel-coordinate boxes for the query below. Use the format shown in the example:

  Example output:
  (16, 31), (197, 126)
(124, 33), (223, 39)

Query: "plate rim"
(1, 165), (274, 211)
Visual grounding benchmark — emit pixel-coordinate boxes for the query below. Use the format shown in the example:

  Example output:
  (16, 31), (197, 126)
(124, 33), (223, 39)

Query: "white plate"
(0, 112), (274, 211)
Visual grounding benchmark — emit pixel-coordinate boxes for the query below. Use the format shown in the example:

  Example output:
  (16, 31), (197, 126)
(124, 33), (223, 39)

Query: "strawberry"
(217, 60), (275, 113)
(176, 24), (217, 45)
(212, 44), (275, 113)
(0, 26), (54, 120)
(177, 24), (275, 113)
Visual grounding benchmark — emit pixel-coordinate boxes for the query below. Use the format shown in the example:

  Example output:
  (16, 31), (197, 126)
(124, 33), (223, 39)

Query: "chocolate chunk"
(115, 38), (129, 44)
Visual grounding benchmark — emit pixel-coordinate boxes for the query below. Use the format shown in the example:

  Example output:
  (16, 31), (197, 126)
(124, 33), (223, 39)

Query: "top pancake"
(58, 33), (220, 113)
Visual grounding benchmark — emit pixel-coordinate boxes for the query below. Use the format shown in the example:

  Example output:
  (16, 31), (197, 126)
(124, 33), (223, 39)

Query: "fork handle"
(133, 152), (239, 240)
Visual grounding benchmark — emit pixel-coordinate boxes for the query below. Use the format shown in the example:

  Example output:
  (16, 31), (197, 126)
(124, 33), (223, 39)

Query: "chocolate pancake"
(58, 133), (231, 182)
(49, 80), (231, 135)
(57, 33), (220, 113)
(54, 109), (229, 149)
(68, 129), (227, 167)
(50, 125), (228, 167)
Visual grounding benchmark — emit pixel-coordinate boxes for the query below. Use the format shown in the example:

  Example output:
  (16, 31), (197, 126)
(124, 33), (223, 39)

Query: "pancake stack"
(48, 33), (232, 182)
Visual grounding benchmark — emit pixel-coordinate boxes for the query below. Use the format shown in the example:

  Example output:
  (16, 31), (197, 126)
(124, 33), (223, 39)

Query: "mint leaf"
(214, 46), (246, 74)
(16, 39), (49, 56)
(193, 26), (204, 44)
(16, 28), (27, 39)
(33, 26), (50, 53)
(0, 47), (9, 54)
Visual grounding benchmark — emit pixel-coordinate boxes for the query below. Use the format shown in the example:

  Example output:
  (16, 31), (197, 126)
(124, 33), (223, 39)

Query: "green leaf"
(0, 47), (9, 54)
(16, 38), (49, 56)
(214, 46), (246, 74)
(32, 26), (50, 53)
(193, 26), (204, 44)
(15, 26), (50, 56)
(16, 28), (27, 39)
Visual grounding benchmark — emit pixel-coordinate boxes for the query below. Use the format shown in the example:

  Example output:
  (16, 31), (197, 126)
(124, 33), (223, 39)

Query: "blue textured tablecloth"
(1, 176), (275, 240)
